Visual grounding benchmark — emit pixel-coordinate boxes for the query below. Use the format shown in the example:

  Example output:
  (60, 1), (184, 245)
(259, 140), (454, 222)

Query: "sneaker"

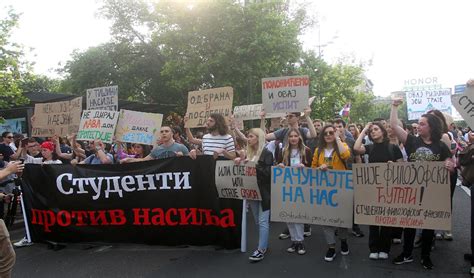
(443, 232), (453, 241)
(369, 252), (379, 260)
(297, 243), (306, 255)
(435, 232), (443, 240)
(249, 249), (265, 262)
(378, 252), (389, 260)
(304, 225), (312, 237)
(279, 228), (290, 240)
(325, 248), (336, 262)
(351, 229), (364, 237)
(392, 238), (402, 244)
(341, 240), (349, 255)
(287, 242), (297, 253)
(393, 254), (414, 265)
(421, 256), (434, 269)
(470, 266), (474, 276)
(14, 237), (33, 248)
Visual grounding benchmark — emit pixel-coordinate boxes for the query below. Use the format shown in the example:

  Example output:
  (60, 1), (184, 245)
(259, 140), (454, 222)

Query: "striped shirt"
(202, 134), (235, 156)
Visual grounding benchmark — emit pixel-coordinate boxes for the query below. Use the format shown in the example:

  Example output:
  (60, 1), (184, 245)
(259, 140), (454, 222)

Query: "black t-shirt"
(0, 144), (14, 162)
(405, 134), (451, 162)
(364, 142), (403, 163)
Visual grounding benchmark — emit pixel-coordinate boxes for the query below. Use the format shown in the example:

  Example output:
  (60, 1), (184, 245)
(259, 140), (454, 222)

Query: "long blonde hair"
(282, 128), (306, 166)
(246, 128), (266, 162)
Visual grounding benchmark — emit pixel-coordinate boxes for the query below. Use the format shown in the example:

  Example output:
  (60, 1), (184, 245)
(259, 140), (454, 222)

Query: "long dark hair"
(421, 113), (443, 142)
(316, 125), (346, 167)
(209, 113), (229, 136)
(427, 109), (448, 133)
(368, 122), (389, 143)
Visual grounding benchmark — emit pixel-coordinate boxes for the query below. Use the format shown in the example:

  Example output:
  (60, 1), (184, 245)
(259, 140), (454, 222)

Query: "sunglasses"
(324, 131), (335, 136)
(5, 136), (13, 139)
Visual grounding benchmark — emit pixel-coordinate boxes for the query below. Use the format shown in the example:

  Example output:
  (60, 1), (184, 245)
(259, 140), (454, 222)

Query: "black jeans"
(369, 225), (392, 253)
(402, 228), (434, 257)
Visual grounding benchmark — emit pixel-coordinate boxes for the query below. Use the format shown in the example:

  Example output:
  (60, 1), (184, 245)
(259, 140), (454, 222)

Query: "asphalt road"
(10, 185), (473, 278)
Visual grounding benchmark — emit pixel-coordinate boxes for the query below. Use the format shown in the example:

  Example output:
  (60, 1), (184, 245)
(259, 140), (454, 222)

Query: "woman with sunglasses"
(354, 122), (403, 260)
(311, 125), (351, 262)
(276, 128), (312, 255)
(390, 99), (454, 270)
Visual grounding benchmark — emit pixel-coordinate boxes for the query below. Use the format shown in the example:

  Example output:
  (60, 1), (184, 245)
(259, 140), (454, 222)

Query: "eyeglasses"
(5, 136), (13, 139)
(324, 131), (335, 136)
(286, 114), (295, 118)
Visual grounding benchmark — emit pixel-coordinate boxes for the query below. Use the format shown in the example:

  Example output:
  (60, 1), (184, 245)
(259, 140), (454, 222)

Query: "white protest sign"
(406, 88), (452, 120)
(185, 87), (233, 128)
(115, 110), (163, 145)
(77, 110), (119, 143)
(353, 162), (451, 230)
(86, 85), (119, 111)
(262, 75), (309, 114)
(271, 167), (353, 228)
(31, 97), (83, 137)
(215, 161), (261, 200)
(452, 86), (474, 129)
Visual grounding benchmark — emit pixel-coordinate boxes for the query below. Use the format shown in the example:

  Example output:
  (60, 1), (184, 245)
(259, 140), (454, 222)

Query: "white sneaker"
(392, 238), (402, 244)
(435, 232), (443, 240)
(14, 237), (33, 248)
(369, 252), (379, 260)
(378, 252), (389, 260)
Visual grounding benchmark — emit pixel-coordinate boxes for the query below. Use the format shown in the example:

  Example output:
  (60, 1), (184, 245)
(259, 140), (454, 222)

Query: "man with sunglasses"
(0, 133), (16, 162)
(264, 108), (317, 146)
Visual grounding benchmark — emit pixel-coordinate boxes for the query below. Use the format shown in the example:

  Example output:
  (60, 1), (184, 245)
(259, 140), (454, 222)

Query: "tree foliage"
(60, 0), (374, 120)
(0, 8), (29, 108)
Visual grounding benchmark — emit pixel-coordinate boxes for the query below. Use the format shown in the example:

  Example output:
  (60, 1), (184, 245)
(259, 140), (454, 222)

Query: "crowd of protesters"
(0, 82), (474, 276)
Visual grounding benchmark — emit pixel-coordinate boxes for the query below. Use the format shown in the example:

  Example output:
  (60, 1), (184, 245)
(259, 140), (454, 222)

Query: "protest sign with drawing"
(271, 166), (353, 228)
(86, 85), (119, 111)
(452, 86), (474, 129)
(76, 110), (119, 144)
(31, 97), (82, 137)
(262, 75), (309, 114)
(185, 87), (233, 128)
(115, 110), (163, 145)
(353, 162), (451, 230)
(215, 161), (261, 201)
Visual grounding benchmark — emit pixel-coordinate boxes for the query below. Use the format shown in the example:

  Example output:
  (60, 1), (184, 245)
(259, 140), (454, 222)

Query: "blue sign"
(455, 84), (466, 94)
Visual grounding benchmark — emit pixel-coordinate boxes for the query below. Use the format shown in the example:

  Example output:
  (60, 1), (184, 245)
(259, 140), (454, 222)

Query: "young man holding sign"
(120, 126), (189, 162)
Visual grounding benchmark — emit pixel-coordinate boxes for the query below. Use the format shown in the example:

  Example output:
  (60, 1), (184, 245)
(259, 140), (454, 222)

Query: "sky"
(2, 0), (474, 97)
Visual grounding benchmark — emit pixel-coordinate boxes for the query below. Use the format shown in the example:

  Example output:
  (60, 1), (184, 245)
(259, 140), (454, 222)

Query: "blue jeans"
(248, 200), (270, 251)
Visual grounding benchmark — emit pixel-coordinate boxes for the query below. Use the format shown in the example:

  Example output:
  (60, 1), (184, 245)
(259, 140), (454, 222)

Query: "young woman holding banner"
(234, 128), (274, 262)
(311, 124), (351, 262)
(390, 99), (455, 270)
(354, 122), (403, 260)
(276, 128), (312, 255)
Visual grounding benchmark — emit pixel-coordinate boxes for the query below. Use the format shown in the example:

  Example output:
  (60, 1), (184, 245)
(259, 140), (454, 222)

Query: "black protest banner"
(21, 156), (242, 249)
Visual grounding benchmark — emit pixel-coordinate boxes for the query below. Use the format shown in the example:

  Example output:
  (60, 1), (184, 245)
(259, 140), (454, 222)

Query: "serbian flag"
(339, 103), (351, 117)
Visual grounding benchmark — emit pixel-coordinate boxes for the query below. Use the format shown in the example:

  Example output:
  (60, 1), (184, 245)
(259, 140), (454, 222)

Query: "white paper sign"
(262, 75), (309, 114)
(77, 110), (120, 143)
(452, 86), (474, 129)
(86, 85), (119, 111)
(406, 88), (452, 120)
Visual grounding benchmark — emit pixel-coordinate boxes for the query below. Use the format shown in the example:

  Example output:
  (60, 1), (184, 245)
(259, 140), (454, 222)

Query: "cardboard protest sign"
(76, 110), (119, 144)
(215, 161), (261, 201)
(406, 88), (452, 120)
(233, 104), (285, 122)
(271, 167), (353, 228)
(115, 110), (163, 145)
(353, 162), (451, 230)
(452, 86), (474, 129)
(31, 97), (82, 137)
(86, 85), (118, 111)
(185, 87), (233, 128)
(262, 75), (309, 114)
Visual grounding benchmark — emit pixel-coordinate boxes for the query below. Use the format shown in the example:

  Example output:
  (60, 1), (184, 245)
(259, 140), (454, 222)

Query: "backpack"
(459, 143), (474, 186)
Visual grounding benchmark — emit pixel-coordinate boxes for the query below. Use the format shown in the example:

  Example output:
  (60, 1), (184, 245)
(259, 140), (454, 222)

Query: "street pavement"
(10, 185), (473, 278)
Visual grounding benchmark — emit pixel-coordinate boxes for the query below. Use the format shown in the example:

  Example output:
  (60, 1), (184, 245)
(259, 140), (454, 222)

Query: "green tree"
(0, 8), (29, 108)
